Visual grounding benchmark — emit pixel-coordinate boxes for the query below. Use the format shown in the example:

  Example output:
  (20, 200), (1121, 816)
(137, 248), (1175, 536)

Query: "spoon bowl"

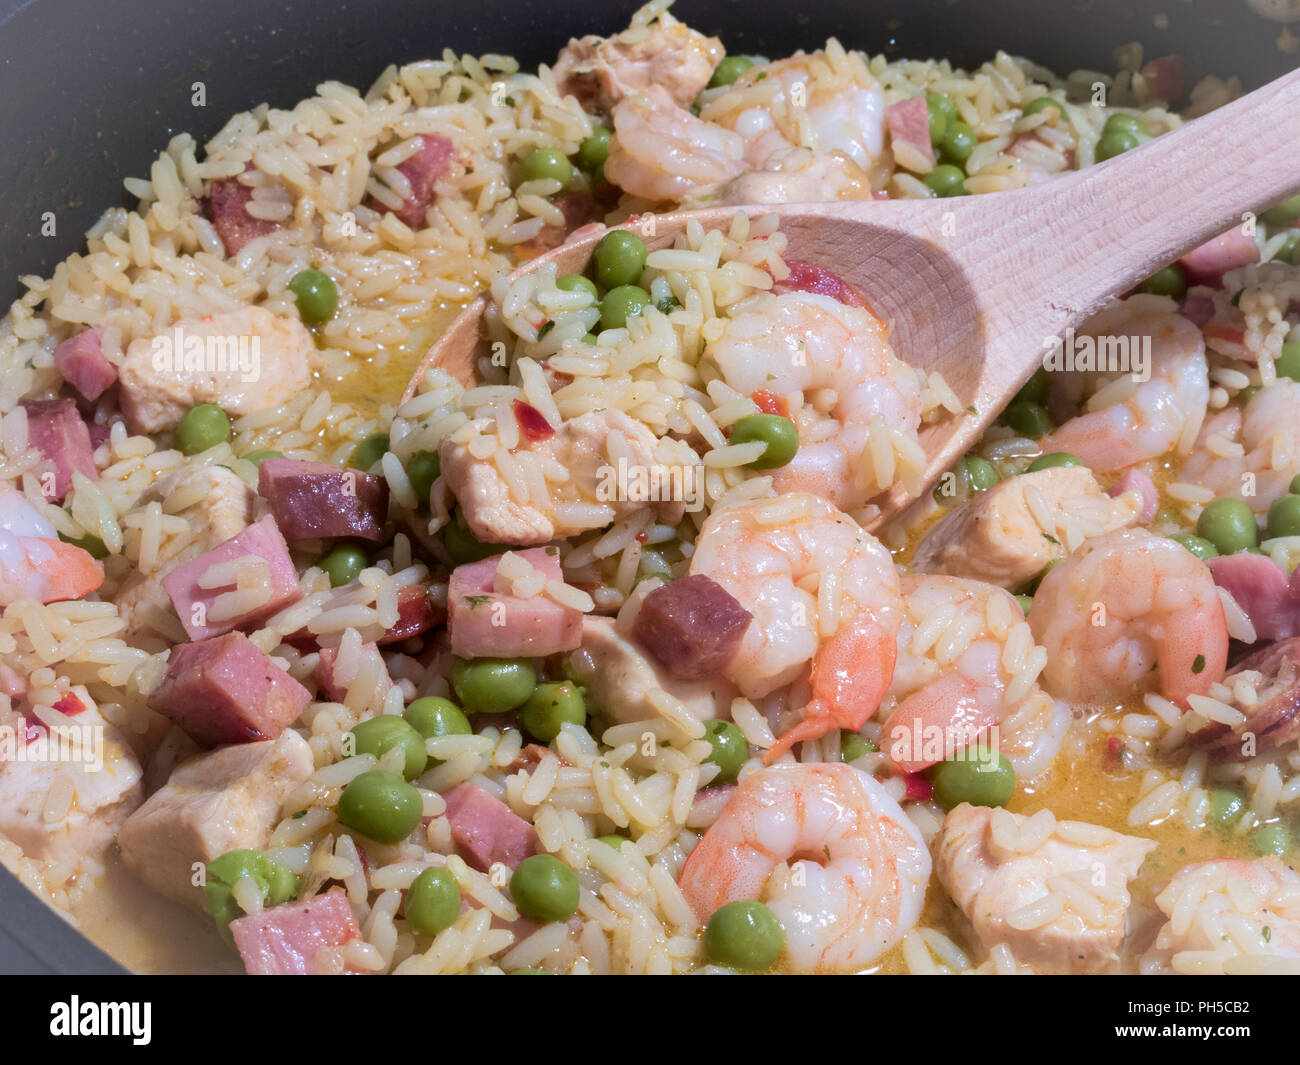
(406, 68), (1300, 529)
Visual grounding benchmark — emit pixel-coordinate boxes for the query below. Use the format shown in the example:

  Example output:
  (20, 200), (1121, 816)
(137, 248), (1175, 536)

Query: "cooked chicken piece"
(439, 408), (686, 545)
(566, 615), (734, 724)
(553, 17), (723, 112)
(1141, 857), (1300, 974)
(911, 466), (1141, 589)
(119, 307), (313, 434)
(0, 697), (143, 867)
(117, 729), (313, 910)
(935, 802), (1155, 973)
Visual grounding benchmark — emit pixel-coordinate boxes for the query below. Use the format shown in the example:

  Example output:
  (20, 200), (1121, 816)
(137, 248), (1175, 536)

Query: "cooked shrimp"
(0, 482), (104, 607)
(1029, 527), (1228, 706)
(1141, 857), (1300, 974)
(701, 53), (887, 174)
(1177, 378), (1300, 515)
(881, 575), (1065, 776)
(720, 149), (871, 205)
(603, 86), (746, 201)
(1038, 301), (1210, 471)
(709, 291), (925, 510)
(678, 762), (931, 973)
(688, 491), (901, 758)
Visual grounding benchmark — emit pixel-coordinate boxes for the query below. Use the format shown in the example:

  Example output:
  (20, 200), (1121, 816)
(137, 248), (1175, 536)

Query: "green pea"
(599, 284), (651, 330)
(1276, 232), (1300, 266)
(350, 715), (428, 780)
(1015, 593), (1033, 616)
(406, 450), (441, 506)
(1275, 341), (1300, 382)
(1170, 533), (1220, 561)
(729, 413), (799, 470)
(1027, 452), (1083, 472)
(595, 834), (627, 850)
(1196, 498), (1258, 555)
(405, 867), (461, 935)
(1208, 788), (1244, 827)
(556, 274), (600, 302)
(1267, 494), (1300, 539)
(442, 512), (506, 564)
(1023, 96), (1065, 121)
(1292, 473), (1300, 495)
(709, 55), (754, 88)
(923, 163), (967, 198)
(519, 681), (586, 743)
(242, 449), (284, 467)
(594, 230), (649, 289)
(580, 333), (599, 346)
(404, 696), (471, 740)
(1013, 366), (1050, 406)
(518, 147), (573, 188)
(1095, 129), (1139, 162)
(349, 433), (389, 471)
(1138, 263), (1188, 300)
(1262, 193), (1300, 227)
(840, 730), (879, 762)
(59, 531), (109, 559)
(704, 899), (784, 971)
(940, 120), (976, 165)
(925, 93), (951, 145)
(931, 749), (1016, 809)
(1103, 112), (1149, 138)
(175, 403), (231, 456)
(577, 127), (612, 173)
(1001, 401), (1052, 439)
(319, 542), (368, 588)
(288, 268), (338, 325)
(204, 849), (298, 938)
(702, 719), (747, 785)
(450, 657), (537, 714)
(962, 455), (1000, 492)
(337, 769), (423, 844)
(1253, 823), (1292, 857)
(510, 854), (580, 923)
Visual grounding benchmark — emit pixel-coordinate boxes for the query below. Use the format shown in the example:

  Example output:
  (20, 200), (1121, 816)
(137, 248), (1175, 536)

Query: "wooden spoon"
(405, 69), (1300, 531)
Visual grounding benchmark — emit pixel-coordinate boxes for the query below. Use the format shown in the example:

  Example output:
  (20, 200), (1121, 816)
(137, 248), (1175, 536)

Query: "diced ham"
(447, 548), (583, 658)
(229, 888), (363, 975)
(1140, 55), (1186, 102)
(885, 96), (935, 170)
(1180, 293), (1216, 326)
(513, 399), (556, 443)
(149, 631), (312, 747)
(52, 326), (116, 402)
(118, 730), (314, 908)
(373, 134), (455, 229)
(20, 398), (97, 504)
(161, 515), (301, 640)
(442, 783), (538, 872)
(1208, 552), (1300, 643)
(772, 260), (873, 312)
(505, 743), (550, 773)
(206, 171), (279, 255)
(257, 457), (389, 542)
(632, 574), (752, 681)
(1193, 638), (1300, 753)
(1180, 227), (1260, 289)
(377, 583), (445, 646)
(1108, 468), (1158, 523)
(316, 641), (393, 703)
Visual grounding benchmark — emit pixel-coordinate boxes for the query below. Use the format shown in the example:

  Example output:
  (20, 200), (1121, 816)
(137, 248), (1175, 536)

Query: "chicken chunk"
(117, 729), (313, 910)
(1141, 858), (1300, 974)
(566, 615), (734, 724)
(911, 466), (1142, 589)
(0, 698), (143, 868)
(935, 803), (1155, 973)
(553, 17), (723, 112)
(119, 307), (313, 434)
(439, 408), (687, 545)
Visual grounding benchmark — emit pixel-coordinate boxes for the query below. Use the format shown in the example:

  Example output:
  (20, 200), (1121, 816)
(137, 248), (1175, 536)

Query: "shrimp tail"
(764, 614), (896, 763)
(41, 539), (106, 602)
(0, 536), (105, 607)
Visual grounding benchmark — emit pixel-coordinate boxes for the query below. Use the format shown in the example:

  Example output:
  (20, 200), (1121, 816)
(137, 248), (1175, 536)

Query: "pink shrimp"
(0, 482), (103, 606)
